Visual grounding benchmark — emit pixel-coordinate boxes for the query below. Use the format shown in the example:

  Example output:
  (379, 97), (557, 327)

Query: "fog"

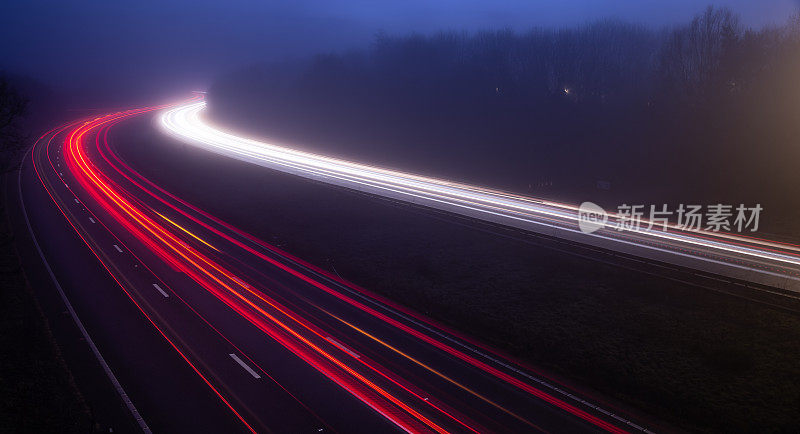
(1, 0), (797, 103)
(4, 4), (800, 433)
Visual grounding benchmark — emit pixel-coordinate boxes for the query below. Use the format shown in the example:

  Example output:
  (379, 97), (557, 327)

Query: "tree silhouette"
(0, 75), (28, 171)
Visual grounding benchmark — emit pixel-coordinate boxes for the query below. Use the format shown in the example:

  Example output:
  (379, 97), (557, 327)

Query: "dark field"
(0, 178), (93, 433)
(115, 116), (800, 432)
(208, 12), (800, 241)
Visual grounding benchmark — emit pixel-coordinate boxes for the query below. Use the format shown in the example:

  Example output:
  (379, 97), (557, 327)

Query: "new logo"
(578, 201), (607, 234)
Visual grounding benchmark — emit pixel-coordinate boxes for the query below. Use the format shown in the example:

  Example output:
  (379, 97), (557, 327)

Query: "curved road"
(161, 100), (800, 293)
(12, 101), (651, 433)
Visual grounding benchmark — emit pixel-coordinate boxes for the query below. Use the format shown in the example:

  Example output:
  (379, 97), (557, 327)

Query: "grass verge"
(0, 176), (94, 433)
(116, 117), (800, 432)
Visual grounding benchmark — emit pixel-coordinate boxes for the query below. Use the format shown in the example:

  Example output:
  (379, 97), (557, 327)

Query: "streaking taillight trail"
(60, 108), (455, 433)
(31, 97), (649, 433)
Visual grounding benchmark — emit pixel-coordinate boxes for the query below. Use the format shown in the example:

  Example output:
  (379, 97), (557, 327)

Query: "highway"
(161, 100), (800, 292)
(13, 100), (652, 432)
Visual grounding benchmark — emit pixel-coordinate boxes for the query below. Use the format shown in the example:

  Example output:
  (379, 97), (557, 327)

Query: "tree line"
(209, 6), (800, 234)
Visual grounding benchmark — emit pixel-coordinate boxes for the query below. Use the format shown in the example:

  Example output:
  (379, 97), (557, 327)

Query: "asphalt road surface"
(11, 100), (653, 432)
(161, 100), (800, 292)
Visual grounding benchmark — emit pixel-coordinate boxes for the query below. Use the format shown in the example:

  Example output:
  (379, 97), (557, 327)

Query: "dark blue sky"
(1, 0), (797, 98)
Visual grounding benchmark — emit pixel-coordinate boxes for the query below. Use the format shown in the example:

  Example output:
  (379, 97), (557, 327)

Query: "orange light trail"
(57, 105), (468, 434)
(31, 97), (644, 433)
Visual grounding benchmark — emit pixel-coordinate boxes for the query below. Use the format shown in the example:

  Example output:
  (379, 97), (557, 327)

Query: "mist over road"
(14, 99), (649, 432)
(162, 100), (800, 293)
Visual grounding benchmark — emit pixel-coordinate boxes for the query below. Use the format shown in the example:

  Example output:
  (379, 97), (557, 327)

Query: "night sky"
(2, 0), (798, 97)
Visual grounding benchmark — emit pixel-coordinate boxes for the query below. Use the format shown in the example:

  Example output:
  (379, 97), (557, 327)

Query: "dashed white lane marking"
(229, 353), (260, 379)
(74, 198), (79, 204)
(18, 147), (152, 434)
(113, 244), (123, 253)
(325, 337), (360, 359)
(152, 284), (169, 298)
(231, 276), (250, 288)
(706, 275), (730, 283)
(89, 217), (96, 224)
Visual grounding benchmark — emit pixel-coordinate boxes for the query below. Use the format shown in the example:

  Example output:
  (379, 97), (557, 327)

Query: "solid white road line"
(152, 284), (169, 298)
(229, 353), (260, 379)
(113, 244), (123, 253)
(18, 146), (151, 433)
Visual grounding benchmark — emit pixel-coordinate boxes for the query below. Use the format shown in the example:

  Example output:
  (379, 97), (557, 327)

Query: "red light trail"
(28, 98), (645, 433)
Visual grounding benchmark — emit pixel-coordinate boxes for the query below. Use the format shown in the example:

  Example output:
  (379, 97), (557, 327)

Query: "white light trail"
(159, 101), (800, 283)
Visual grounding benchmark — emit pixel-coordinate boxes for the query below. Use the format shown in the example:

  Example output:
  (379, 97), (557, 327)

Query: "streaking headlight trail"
(34, 99), (647, 433)
(161, 100), (800, 291)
